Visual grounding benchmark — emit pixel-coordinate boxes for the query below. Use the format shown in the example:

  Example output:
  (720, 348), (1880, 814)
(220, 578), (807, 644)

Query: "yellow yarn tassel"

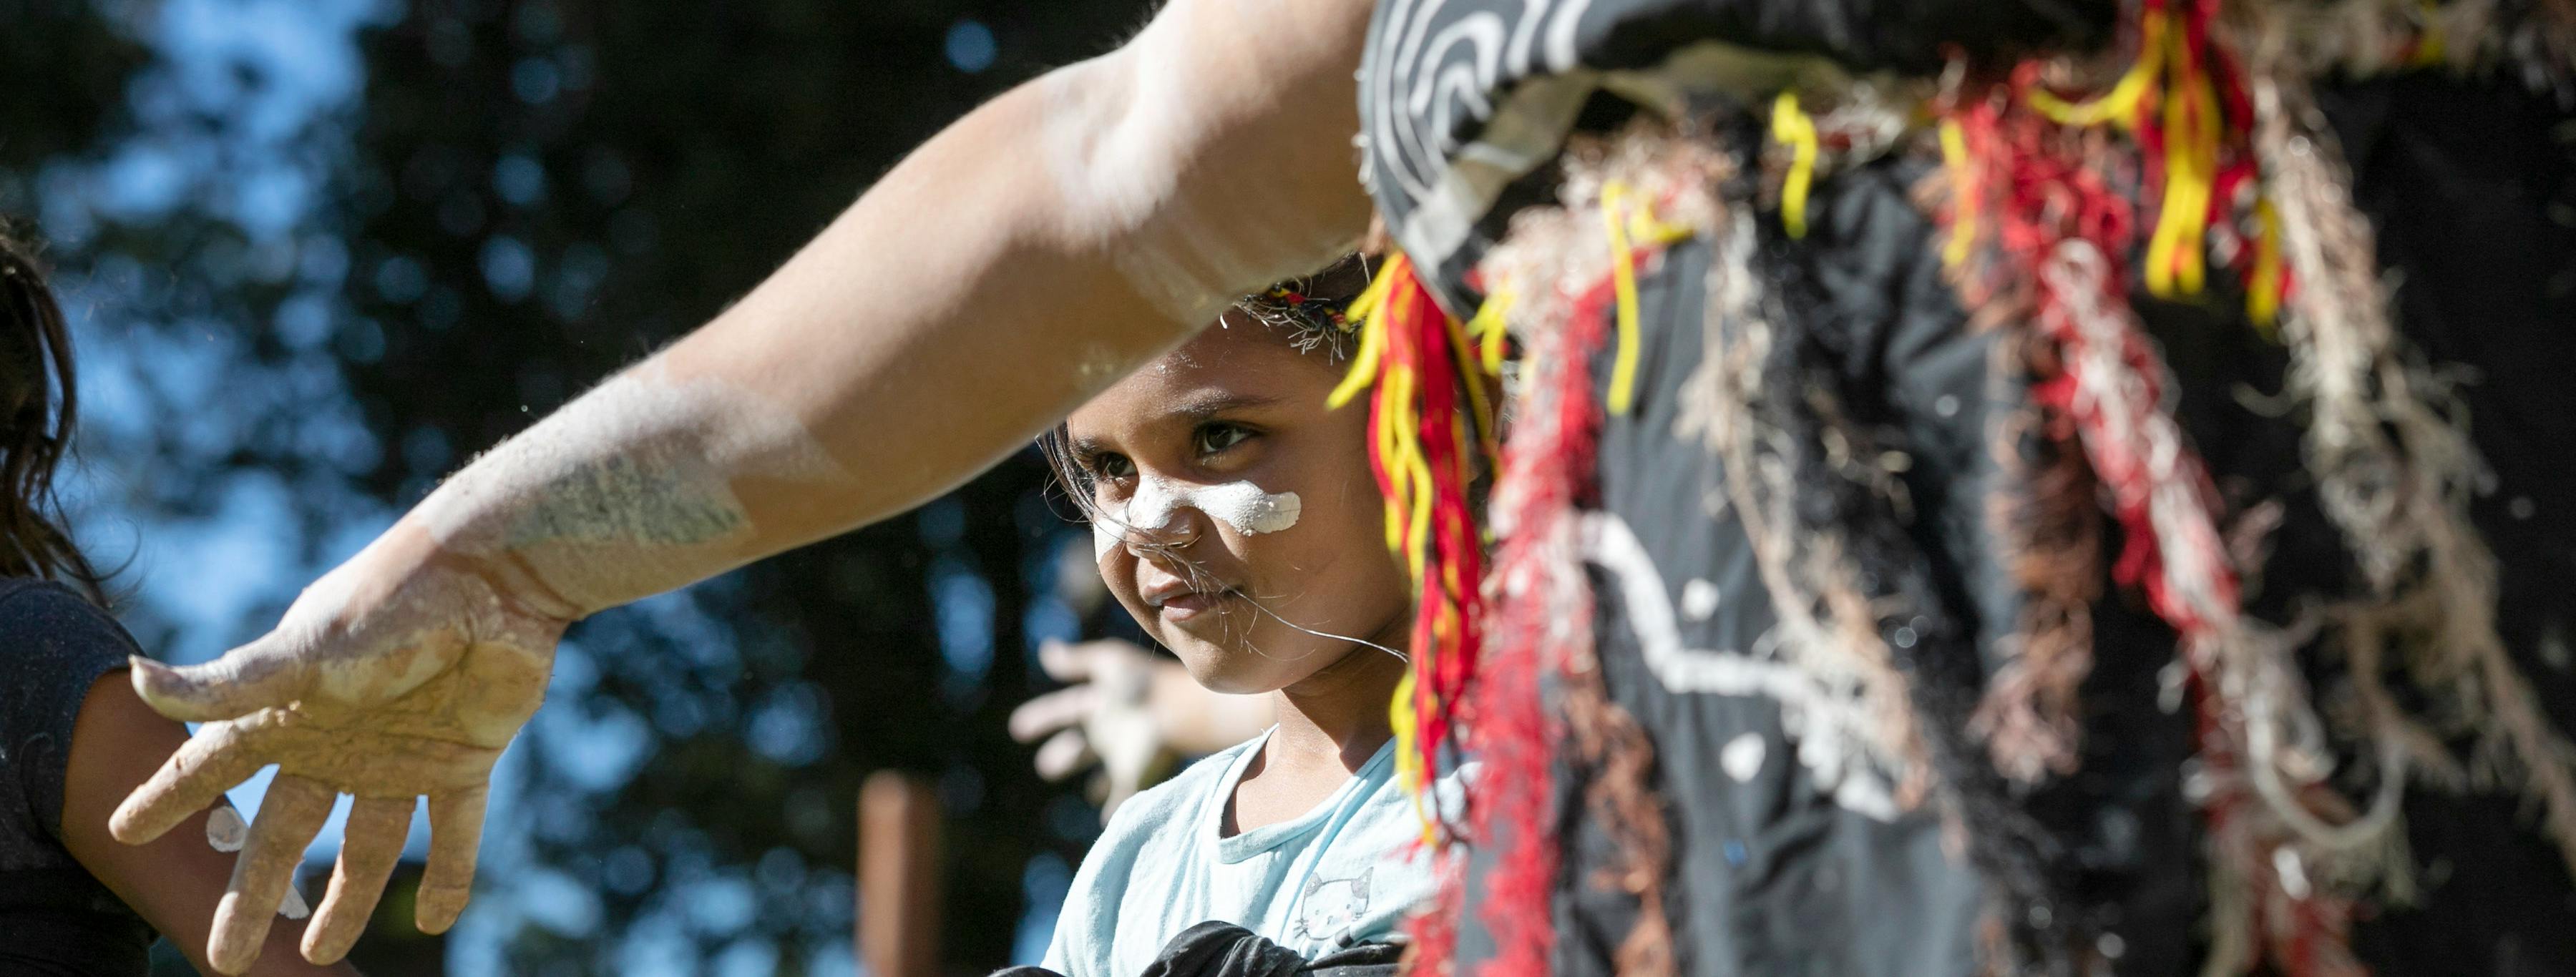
(2246, 197), (2283, 335)
(1327, 253), (1498, 846)
(2029, 7), (2169, 129)
(1771, 92), (1819, 240)
(2024, 3), (2217, 298)
(1601, 182), (1646, 415)
(1388, 669), (1437, 844)
(1939, 118), (1977, 270)
(2145, 65), (2218, 297)
(1470, 289), (1514, 375)
(1598, 181), (1703, 416)
(1445, 308), (1501, 465)
(1327, 267), (1400, 410)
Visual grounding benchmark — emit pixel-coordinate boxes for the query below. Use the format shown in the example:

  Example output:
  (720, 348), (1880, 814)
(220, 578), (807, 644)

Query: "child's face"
(1065, 319), (1408, 694)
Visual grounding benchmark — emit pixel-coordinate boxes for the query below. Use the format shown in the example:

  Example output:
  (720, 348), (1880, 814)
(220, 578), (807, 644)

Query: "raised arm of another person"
(108, 0), (1374, 970)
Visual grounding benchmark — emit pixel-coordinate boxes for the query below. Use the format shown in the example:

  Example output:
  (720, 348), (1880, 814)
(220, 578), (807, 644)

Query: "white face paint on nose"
(1091, 476), (1302, 559)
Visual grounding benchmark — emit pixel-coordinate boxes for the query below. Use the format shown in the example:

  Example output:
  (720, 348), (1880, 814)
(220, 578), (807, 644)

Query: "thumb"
(130, 634), (313, 723)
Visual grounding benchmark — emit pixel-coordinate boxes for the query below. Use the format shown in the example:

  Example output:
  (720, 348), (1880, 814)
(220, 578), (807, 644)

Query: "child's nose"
(1113, 476), (1208, 551)
(1120, 514), (1202, 557)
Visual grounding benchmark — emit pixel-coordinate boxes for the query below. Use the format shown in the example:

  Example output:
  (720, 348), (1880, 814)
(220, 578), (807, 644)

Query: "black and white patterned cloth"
(1354, 0), (2110, 315)
(1350, 4), (2576, 976)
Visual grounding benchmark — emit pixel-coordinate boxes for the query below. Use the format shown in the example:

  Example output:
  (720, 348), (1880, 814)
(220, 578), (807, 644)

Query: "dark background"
(6, 0), (1161, 972)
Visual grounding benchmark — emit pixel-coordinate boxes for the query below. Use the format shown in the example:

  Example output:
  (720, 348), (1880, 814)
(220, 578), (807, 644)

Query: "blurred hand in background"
(1008, 639), (1274, 818)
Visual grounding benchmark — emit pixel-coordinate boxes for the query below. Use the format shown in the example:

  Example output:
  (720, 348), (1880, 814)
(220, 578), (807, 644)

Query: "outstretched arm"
(110, 0), (1374, 970)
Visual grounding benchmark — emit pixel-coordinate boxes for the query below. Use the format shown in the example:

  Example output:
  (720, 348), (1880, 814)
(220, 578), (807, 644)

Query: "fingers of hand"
(1008, 687), (1098, 742)
(416, 785), (489, 935)
(1033, 728), (1097, 781)
(210, 775), (335, 975)
(112, 720), (264, 845)
(129, 637), (313, 723)
(301, 797), (413, 965)
(1036, 639), (1094, 682)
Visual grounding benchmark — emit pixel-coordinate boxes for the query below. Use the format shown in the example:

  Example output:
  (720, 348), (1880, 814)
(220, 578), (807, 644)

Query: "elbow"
(1025, 20), (1367, 323)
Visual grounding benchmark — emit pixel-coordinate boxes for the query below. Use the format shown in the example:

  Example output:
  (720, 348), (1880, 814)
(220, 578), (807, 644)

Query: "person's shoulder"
(0, 579), (136, 659)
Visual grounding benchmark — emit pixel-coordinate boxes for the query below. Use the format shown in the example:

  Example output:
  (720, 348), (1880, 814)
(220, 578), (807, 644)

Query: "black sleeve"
(0, 581), (142, 845)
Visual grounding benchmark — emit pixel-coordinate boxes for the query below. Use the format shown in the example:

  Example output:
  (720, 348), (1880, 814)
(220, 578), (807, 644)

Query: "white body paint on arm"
(413, 360), (846, 617)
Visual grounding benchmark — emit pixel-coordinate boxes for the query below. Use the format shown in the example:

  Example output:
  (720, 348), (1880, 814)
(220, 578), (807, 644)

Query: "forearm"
(65, 674), (357, 976)
(408, 0), (1372, 619)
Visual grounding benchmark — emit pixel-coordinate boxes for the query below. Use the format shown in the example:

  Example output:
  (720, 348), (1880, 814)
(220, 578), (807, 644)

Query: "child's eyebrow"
(1068, 391), (1286, 458)
(1167, 391), (1283, 420)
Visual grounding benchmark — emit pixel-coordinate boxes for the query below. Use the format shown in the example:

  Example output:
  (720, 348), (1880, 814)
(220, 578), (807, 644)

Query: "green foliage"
(11, 0), (1157, 971)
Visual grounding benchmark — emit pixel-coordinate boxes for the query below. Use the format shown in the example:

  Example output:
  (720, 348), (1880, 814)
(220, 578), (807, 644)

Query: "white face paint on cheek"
(1190, 480), (1300, 535)
(1124, 476), (1189, 534)
(1091, 477), (1300, 557)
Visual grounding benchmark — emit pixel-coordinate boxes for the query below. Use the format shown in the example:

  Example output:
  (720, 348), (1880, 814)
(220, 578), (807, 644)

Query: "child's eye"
(1088, 453), (1135, 481)
(1194, 423), (1253, 457)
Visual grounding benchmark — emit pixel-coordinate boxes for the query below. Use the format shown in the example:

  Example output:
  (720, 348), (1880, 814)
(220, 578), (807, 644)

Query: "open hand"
(109, 532), (566, 973)
(1010, 639), (1168, 815)
(1009, 639), (1274, 815)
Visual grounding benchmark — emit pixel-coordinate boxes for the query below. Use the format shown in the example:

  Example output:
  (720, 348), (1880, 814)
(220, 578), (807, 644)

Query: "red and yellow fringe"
(2012, 0), (2290, 326)
(1938, 1), (2344, 971)
(1330, 253), (1498, 842)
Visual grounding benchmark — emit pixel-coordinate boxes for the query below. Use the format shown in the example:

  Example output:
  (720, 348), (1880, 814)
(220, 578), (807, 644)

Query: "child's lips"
(1156, 589), (1234, 622)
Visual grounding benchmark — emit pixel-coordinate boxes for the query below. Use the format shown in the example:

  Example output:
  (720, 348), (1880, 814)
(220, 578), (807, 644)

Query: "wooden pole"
(860, 771), (943, 977)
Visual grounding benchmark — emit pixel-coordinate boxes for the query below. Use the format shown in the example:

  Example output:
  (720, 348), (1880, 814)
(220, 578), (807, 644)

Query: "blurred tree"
(7, 0), (1161, 972)
(331, 1), (1156, 973)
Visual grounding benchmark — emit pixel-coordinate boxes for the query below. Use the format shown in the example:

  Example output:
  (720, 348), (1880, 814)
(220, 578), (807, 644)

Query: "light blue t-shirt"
(1040, 729), (1458, 977)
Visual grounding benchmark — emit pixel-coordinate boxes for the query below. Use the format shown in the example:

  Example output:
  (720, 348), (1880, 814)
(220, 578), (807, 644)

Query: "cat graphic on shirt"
(1292, 867), (1372, 943)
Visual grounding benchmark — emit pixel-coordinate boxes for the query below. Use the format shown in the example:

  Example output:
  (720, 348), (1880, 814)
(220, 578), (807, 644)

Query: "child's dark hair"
(1229, 253), (1372, 364)
(1040, 253), (1375, 520)
(0, 225), (104, 600)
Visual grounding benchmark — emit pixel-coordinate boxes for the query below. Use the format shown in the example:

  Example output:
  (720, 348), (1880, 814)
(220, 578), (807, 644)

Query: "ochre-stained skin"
(112, 541), (558, 971)
(114, 365), (844, 971)
(213, 775), (331, 970)
(303, 796), (410, 962)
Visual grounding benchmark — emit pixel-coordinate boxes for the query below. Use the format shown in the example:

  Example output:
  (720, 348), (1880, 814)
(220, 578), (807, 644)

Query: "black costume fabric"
(994, 922), (1404, 977)
(1350, 0), (2576, 975)
(0, 579), (157, 976)
(1357, 0), (2114, 318)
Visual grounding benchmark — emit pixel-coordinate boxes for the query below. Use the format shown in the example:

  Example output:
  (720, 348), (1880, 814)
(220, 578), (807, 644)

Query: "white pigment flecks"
(415, 360), (846, 614)
(205, 805), (248, 853)
(1097, 477), (1301, 556)
(1680, 578), (1721, 622)
(1722, 732), (1768, 782)
(206, 805), (312, 918)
